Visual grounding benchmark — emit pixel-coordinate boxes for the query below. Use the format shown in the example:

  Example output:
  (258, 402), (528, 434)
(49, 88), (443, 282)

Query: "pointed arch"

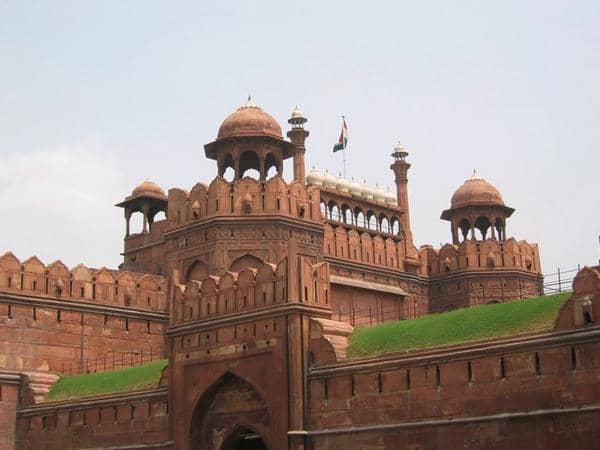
(189, 372), (270, 450)
(186, 260), (209, 282)
(229, 254), (264, 273)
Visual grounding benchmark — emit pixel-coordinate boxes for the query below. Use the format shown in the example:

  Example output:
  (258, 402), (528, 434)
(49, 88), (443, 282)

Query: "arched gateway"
(190, 373), (271, 450)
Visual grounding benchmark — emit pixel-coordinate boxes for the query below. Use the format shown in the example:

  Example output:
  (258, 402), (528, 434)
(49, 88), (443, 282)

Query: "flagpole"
(342, 115), (347, 179)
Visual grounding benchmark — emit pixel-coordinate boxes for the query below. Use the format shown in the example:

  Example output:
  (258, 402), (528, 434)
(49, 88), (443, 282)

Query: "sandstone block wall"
(0, 301), (167, 373)
(308, 329), (600, 449)
(15, 388), (171, 450)
(0, 373), (24, 450)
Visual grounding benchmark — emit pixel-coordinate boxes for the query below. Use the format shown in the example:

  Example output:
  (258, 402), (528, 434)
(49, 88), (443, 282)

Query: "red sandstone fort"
(0, 99), (598, 449)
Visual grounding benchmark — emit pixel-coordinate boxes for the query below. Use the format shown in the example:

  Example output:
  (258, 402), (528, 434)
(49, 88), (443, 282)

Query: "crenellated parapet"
(419, 238), (541, 277)
(0, 252), (167, 312)
(167, 175), (322, 230)
(172, 256), (330, 326)
(323, 223), (419, 271)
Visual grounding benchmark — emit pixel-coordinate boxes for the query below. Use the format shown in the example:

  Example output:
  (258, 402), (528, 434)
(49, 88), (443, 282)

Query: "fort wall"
(15, 388), (171, 450)
(307, 327), (600, 449)
(420, 239), (543, 312)
(0, 373), (24, 450)
(0, 254), (168, 374)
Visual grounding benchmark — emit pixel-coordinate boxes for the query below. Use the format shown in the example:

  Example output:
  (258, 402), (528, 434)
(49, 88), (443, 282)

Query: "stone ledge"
(0, 292), (169, 322)
(305, 404), (600, 435)
(17, 387), (168, 416)
(310, 325), (600, 376)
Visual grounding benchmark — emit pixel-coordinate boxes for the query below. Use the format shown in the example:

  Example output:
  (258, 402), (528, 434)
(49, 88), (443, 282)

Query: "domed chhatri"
(322, 169), (337, 189)
(306, 167), (324, 186)
(441, 170), (515, 244)
(450, 170), (505, 209)
(217, 96), (283, 141)
(205, 97), (296, 182)
(131, 180), (166, 198)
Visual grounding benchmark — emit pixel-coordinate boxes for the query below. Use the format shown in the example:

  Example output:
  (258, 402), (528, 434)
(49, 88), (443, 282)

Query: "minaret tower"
(287, 106), (309, 184)
(390, 143), (413, 237)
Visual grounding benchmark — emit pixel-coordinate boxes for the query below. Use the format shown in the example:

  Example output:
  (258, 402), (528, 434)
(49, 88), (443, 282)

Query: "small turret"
(287, 106), (310, 184)
(390, 142), (412, 237)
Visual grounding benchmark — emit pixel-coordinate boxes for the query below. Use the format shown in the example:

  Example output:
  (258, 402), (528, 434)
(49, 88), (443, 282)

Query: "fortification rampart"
(15, 388), (171, 450)
(419, 238), (541, 276)
(0, 253), (168, 373)
(0, 253), (167, 312)
(307, 326), (600, 449)
(166, 176), (322, 231)
(172, 256), (330, 326)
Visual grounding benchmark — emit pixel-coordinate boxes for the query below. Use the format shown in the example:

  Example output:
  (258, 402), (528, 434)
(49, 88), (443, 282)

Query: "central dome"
(450, 172), (505, 209)
(217, 98), (283, 140)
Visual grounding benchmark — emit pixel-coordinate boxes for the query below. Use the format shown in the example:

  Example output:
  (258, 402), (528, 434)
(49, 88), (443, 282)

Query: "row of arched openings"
(457, 216), (506, 242)
(320, 201), (402, 235)
(220, 150), (281, 181)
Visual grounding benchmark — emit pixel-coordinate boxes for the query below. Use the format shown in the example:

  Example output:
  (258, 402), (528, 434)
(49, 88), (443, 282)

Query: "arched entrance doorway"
(190, 373), (270, 450)
(220, 427), (267, 450)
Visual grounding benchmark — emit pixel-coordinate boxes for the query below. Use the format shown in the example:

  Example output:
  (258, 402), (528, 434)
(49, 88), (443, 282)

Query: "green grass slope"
(46, 359), (168, 402)
(347, 293), (571, 358)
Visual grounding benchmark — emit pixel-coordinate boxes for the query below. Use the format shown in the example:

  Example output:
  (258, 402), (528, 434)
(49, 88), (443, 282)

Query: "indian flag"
(333, 117), (348, 153)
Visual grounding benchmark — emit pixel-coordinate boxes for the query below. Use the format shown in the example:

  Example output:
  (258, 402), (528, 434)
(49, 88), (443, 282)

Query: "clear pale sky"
(0, 1), (598, 276)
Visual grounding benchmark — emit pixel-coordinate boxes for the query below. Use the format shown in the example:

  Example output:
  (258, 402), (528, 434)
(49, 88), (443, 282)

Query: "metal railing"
(542, 266), (580, 295)
(61, 347), (164, 376)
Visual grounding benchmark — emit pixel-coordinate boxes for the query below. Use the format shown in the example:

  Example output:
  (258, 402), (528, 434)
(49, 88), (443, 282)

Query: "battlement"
(172, 256), (330, 326)
(323, 223), (420, 272)
(419, 237), (541, 277)
(167, 175), (322, 230)
(0, 252), (167, 312)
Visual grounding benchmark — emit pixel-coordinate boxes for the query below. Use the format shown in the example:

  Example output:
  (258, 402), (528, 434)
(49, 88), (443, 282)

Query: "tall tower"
(390, 143), (412, 238)
(287, 106), (309, 184)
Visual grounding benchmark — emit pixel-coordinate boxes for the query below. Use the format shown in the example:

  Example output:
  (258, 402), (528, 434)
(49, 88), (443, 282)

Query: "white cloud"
(0, 146), (126, 269)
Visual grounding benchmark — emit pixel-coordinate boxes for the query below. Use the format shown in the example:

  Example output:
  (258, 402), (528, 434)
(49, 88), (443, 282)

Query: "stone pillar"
(125, 210), (131, 237)
(234, 159), (241, 181)
(451, 221), (459, 245)
(141, 203), (149, 234)
(259, 158), (266, 181)
(287, 128), (310, 184)
(390, 160), (412, 239)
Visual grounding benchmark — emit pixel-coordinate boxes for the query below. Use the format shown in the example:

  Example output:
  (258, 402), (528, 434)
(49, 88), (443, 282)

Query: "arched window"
(223, 167), (235, 182)
(341, 204), (353, 225)
(239, 150), (260, 179)
(367, 212), (377, 231)
(319, 201), (328, 218)
(391, 217), (401, 235)
(265, 153), (279, 179)
(474, 216), (491, 240)
(129, 211), (144, 234)
(356, 209), (366, 228)
(458, 218), (471, 242)
(380, 216), (390, 233)
(330, 204), (340, 221)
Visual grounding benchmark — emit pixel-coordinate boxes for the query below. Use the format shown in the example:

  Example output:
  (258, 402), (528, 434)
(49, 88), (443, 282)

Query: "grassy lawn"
(46, 359), (168, 402)
(347, 293), (571, 358)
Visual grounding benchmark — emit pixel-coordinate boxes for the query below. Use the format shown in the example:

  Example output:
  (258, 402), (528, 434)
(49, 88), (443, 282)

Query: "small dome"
(450, 171), (505, 209)
(217, 97), (282, 140)
(322, 170), (337, 189)
(335, 174), (350, 193)
(291, 106), (304, 119)
(306, 167), (324, 186)
(349, 178), (361, 197)
(384, 188), (396, 205)
(132, 180), (165, 197)
(373, 184), (386, 203)
(361, 180), (374, 200)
